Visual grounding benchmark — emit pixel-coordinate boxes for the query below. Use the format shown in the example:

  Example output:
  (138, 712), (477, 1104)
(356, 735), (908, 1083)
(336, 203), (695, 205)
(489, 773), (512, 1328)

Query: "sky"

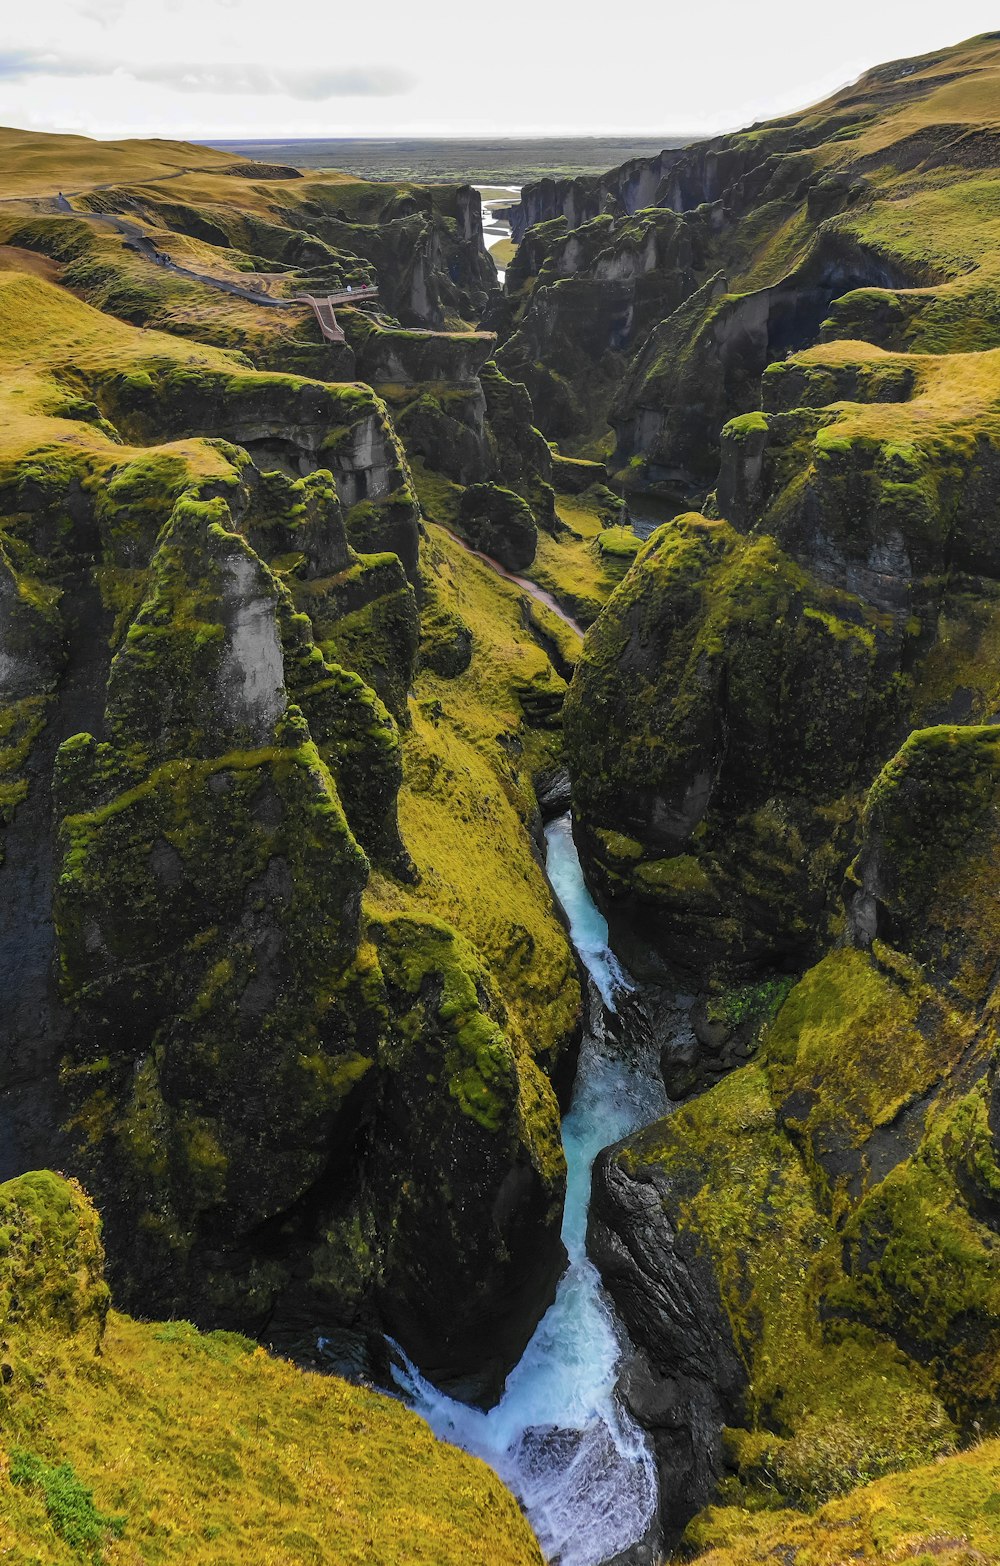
(0, 0), (998, 142)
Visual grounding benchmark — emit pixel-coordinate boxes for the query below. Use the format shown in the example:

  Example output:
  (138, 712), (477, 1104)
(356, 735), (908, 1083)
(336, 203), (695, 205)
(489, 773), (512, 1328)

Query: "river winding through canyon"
(393, 813), (667, 1566)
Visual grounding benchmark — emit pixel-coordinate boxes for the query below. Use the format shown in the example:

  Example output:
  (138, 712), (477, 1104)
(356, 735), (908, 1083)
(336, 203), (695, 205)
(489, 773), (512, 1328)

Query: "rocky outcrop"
(567, 327), (1000, 982)
(0, 262), (578, 1401)
(564, 510), (901, 980)
(349, 316), (496, 387)
(498, 208), (711, 443)
(589, 1148), (747, 1544)
(612, 233), (936, 496)
(455, 483), (538, 571)
(589, 719), (1000, 1533)
(384, 358), (556, 526)
(507, 148), (691, 242)
(36, 462), (564, 1397)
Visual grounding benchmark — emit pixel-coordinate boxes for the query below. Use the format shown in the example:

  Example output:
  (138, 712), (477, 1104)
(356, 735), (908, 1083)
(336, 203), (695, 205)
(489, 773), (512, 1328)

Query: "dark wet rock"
(588, 1148), (746, 1546)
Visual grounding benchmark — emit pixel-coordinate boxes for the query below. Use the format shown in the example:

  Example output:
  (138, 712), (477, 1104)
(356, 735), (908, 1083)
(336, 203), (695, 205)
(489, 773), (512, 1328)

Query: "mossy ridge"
(721, 340), (1000, 589)
(501, 35), (1000, 502)
(610, 720), (1000, 1520)
(683, 1434), (1000, 1566)
(570, 341), (1000, 987)
(0, 203), (578, 1387)
(565, 511), (899, 978)
(368, 520), (581, 1074)
(0, 1171), (543, 1566)
(850, 723), (1000, 1006)
(34, 420), (579, 1380)
(625, 1059), (955, 1512)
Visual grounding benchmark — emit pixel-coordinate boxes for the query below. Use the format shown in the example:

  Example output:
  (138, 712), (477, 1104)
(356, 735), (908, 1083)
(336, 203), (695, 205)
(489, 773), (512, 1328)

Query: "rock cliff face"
(499, 34), (1000, 484)
(508, 148), (691, 242)
(4, 430), (566, 1395)
(595, 722), (1000, 1539)
(498, 207), (712, 442)
(540, 30), (1000, 1555)
(0, 141), (581, 1405)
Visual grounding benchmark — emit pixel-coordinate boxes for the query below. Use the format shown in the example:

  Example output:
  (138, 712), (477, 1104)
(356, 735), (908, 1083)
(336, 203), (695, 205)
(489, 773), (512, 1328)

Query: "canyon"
(1, 27), (1000, 1566)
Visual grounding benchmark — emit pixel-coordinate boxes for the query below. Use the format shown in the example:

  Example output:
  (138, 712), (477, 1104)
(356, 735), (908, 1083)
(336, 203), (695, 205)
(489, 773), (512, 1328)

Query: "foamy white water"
(392, 813), (666, 1566)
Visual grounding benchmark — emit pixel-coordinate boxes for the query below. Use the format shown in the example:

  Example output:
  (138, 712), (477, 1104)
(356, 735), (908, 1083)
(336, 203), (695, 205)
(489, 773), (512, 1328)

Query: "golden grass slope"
(0, 126), (243, 198)
(686, 1436), (1000, 1566)
(0, 1174), (543, 1566)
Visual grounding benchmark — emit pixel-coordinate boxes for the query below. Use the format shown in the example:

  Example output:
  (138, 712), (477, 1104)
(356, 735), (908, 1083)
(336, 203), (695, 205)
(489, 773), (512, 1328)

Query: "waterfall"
(391, 813), (667, 1566)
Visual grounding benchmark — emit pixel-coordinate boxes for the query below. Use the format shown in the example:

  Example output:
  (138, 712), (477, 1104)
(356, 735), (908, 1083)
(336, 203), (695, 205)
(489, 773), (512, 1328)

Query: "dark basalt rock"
(588, 1148), (747, 1546)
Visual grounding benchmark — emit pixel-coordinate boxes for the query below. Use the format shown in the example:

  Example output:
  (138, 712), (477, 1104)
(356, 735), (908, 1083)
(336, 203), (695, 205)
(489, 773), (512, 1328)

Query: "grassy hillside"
(0, 1171), (543, 1566)
(686, 1437), (1000, 1565)
(0, 127), (245, 197)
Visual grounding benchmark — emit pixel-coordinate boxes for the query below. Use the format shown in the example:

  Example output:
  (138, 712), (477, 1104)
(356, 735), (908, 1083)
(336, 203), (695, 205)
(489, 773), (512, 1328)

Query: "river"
(475, 184), (520, 284)
(393, 813), (667, 1566)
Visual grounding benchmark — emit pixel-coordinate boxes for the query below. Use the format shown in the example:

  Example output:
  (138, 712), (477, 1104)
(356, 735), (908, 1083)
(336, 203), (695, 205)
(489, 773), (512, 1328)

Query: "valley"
(1, 27), (1000, 1566)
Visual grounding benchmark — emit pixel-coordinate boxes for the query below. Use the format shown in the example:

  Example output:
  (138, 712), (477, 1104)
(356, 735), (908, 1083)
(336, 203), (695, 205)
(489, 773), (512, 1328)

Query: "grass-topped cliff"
(0, 121), (602, 1421)
(552, 32), (1000, 987)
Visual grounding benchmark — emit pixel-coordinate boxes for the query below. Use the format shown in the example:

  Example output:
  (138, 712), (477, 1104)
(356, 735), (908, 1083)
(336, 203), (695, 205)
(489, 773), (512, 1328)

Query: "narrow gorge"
(1, 26), (1000, 1566)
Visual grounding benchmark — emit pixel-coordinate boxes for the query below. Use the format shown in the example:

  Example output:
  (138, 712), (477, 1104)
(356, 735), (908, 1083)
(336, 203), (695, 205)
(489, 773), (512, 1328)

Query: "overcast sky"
(1, 0), (997, 142)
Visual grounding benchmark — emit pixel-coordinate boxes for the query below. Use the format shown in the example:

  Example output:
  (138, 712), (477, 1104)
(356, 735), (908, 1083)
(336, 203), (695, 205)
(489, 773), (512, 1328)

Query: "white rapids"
(392, 812), (667, 1566)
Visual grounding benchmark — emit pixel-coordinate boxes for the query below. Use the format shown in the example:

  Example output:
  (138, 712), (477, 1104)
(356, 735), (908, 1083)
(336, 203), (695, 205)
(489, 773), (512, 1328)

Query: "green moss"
(684, 1437), (1000, 1565)
(372, 912), (518, 1132)
(634, 853), (713, 894)
(627, 1060), (954, 1509)
(594, 827), (643, 862)
(0, 1172), (109, 1345)
(831, 1082), (1000, 1416)
(10, 1449), (125, 1561)
(566, 512), (894, 976)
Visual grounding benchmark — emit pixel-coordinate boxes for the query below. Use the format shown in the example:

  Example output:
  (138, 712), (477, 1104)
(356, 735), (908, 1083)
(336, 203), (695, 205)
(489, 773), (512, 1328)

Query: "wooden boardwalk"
(297, 287), (379, 342)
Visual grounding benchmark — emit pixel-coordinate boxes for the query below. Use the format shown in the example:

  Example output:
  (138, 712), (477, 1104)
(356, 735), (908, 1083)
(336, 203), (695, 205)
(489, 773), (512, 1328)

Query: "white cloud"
(0, 48), (411, 98)
(0, 0), (997, 140)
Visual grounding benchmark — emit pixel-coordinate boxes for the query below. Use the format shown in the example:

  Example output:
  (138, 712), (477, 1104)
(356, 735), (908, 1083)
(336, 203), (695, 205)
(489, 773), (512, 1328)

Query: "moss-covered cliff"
(0, 153), (581, 1404)
(592, 722), (1000, 1540)
(511, 28), (1000, 1559)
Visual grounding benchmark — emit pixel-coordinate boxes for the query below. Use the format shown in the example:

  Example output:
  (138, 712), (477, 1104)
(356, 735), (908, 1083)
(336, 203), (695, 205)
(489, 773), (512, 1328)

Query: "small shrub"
(10, 1449), (125, 1560)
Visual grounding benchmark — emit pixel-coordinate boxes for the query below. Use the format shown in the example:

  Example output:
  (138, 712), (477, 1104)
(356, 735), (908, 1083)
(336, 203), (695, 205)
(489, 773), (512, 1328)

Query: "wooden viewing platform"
(297, 286), (379, 343)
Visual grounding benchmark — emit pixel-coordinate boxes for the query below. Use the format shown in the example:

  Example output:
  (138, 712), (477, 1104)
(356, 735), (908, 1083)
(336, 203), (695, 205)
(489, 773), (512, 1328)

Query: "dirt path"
(442, 526), (585, 639)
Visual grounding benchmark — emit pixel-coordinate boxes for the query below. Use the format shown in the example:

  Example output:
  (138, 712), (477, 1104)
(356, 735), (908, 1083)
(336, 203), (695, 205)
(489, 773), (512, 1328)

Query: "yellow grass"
(0, 1312), (543, 1566)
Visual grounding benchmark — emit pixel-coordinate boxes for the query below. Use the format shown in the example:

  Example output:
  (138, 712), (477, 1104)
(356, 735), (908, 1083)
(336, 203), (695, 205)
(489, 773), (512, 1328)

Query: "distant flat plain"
(201, 137), (690, 184)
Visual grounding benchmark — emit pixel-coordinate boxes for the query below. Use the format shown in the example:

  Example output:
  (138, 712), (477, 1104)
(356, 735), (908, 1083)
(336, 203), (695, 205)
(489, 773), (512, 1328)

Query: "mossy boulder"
(0, 1172), (109, 1346)
(455, 483), (538, 572)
